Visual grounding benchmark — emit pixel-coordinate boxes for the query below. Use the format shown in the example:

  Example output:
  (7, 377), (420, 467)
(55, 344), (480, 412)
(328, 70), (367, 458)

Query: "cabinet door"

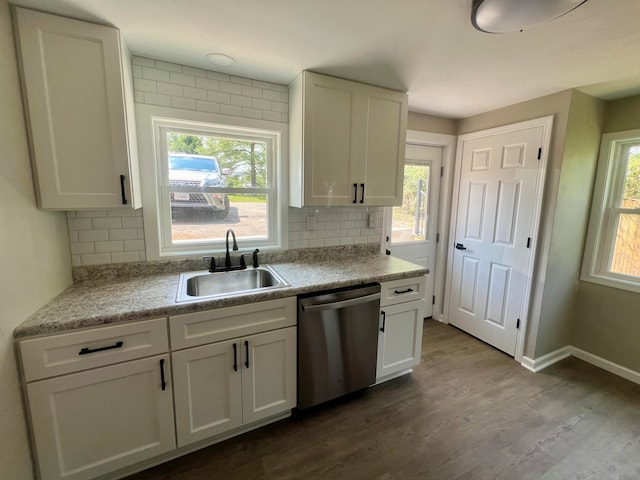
(172, 340), (242, 447)
(377, 300), (425, 380)
(302, 72), (360, 206)
(361, 89), (408, 206)
(242, 327), (297, 424)
(14, 8), (134, 209)
(26, 355), (175, 480)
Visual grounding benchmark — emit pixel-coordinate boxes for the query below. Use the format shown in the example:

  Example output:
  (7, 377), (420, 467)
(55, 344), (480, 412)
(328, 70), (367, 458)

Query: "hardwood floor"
(126, 320), (640, 480)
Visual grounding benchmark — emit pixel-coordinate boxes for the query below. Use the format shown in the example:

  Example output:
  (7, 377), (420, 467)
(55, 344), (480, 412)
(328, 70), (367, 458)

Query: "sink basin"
(176, 265), (289, 302)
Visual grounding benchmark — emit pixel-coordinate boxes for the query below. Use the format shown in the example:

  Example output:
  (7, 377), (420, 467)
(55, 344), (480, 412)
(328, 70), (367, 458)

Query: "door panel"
(385, 144), (442, 317)
(449, 125), (544, 355)
(172, 340), (242, 447)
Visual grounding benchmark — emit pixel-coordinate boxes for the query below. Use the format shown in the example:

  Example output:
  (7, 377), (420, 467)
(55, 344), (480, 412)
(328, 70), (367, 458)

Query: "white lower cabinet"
(27, 354), (175, 480)
(377, 277), (426, 381)
(172, 327), (297, 447)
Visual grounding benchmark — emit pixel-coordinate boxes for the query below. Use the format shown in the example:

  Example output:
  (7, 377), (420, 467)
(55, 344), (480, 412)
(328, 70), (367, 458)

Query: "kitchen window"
(139, 113), (287, 259)
(582, 129), (640, 293)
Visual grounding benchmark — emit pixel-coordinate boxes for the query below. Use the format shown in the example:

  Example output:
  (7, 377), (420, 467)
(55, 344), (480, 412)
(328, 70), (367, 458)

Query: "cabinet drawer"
(380, 276), (426, 307)
(20, 318), (168, 382)
(170, 297), (297, 350)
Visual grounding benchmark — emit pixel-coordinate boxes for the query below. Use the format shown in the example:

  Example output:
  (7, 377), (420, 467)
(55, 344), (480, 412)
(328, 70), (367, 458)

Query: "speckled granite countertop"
(14, 253), (427, 339)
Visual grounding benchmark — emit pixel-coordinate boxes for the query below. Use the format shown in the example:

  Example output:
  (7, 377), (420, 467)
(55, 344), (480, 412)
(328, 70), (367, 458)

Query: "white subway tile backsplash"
(111, 251), (140, 263)
(109, 229), (138, 241)
(263, 89), (284, 102)
(70, 242), (94, 254)
(124, 239), (145, 252)
(272, 101), (288, 113)
(155, 60), (182, 73)
(107, 208), (139, 217)
(68, 218), (92, 230)
(183, 87), (207, 101)
(134, 78), (156, 93)
(78, 230), (109, 242)
(132, 56), (155, 67)
(132, 65), (142, 78)
(220, 104), (242, 116)
(219, 81), (242, 95)
(252, 98), (272, 111)
(171, 97), (197, 111)
(242, 107), (262, 119)
(94, 241), (124, 253)
(207, 90), (231, 104)
(197, 100), (221, 114)
(142, 66), (170, 82)
(230, 94), (252, 108)
(182, 65), (207, 77)
(262, 111), (283, 122)
(169, 72), (200, 87)
(93, 217), (122, 229)
(241, 85), (262, 98)
(230, 75), (252, 86)
(196, 77), (220, 91)
(80, 253), (112, 265)
(144, 92), (171, 107)
(157, 82), (183, 97)
(68, 231), (78, 242)
(207, 71), (230, 82)
(122, 216), (144, 229)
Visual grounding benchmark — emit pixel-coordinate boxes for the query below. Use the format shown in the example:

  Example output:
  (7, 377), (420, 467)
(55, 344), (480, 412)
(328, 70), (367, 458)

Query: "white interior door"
(384, 144), (442, 317)
(448, 125), (545, 356)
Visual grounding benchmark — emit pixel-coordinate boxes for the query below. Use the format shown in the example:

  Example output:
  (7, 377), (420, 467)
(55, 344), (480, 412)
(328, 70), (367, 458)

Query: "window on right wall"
(582, 129), (640, 293)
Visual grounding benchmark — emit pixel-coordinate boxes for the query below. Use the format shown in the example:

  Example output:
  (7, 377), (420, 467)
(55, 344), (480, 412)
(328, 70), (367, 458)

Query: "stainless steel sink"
(176, 265), (289, 302)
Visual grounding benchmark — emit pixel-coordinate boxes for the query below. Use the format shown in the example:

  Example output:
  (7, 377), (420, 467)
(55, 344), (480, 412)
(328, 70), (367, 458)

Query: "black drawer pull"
(233, 343), (238, 372)
(353, 183), (358, 204)
(120, 175), (128, 205)
(394, 288), (414, 295)
(380, 310), (386, 332)
(160, 358), (167, 391)
(360, 183), (365, 203)
(244, 340), (250, 368)
(78, 341), (123, 356)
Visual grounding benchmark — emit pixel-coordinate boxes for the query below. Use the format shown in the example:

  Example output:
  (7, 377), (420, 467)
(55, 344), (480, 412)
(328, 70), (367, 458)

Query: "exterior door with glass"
(383, 144), (442, 317)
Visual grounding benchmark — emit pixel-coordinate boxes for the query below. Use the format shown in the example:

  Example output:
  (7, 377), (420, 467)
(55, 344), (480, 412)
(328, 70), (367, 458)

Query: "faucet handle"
(252, 249), (260, 268)
(203, 256), (216, 272)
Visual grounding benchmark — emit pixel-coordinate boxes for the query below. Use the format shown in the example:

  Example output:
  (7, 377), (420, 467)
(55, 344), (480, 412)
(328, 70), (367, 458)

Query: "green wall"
(572, 94), (640, 372)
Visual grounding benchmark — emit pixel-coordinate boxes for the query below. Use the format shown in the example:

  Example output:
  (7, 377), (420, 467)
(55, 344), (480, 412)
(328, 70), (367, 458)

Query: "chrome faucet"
(225, 229), (239, 268)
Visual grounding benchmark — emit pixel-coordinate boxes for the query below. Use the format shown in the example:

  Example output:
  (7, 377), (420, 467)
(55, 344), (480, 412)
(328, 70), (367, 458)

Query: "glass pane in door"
(391, 162), (431, 243)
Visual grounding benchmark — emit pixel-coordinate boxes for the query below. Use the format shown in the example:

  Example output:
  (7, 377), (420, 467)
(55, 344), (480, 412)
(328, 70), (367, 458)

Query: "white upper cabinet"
(14, 7), (141, 210)
(289, 71), (407, 207)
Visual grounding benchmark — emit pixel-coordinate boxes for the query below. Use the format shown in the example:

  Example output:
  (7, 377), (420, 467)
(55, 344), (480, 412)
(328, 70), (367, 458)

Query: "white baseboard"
(521, 346), (572, 372)
(521, 345), (640, 386)
(570, 346), (640, 386)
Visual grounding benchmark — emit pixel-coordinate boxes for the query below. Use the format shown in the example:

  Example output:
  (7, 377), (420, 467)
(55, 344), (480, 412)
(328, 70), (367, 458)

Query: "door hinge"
(537, 147), (542, 160)
(436, 233), (440, 243)
(440, 166), (444, 177)
(526, 237), (531, 248)
(516, 318), (520, 329)
(385, 249), (391, 255)
(432, 295), (435, 305)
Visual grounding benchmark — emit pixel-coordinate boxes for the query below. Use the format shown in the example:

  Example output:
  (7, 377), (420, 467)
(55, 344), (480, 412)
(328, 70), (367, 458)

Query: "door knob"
(455, 243), (467, 250)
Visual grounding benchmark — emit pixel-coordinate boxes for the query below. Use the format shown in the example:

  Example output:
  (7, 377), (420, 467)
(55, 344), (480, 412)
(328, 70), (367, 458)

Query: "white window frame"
(135, 104), (288, 260)
(582, 129), (640, 293)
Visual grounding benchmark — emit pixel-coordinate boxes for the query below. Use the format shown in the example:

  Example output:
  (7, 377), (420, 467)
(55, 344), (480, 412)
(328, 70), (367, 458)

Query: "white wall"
(0, 2), (73, 478)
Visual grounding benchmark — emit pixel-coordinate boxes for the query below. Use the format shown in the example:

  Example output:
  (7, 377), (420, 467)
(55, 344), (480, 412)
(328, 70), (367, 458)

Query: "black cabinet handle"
(160, 358), (167, 391)
(455, 243), (467, 251)
(78, 341), (123, 356)
(232, 343), (238, 372)
(394, 288), (414, 295)
(353, 183), (358, 204)
(380, 311), (386, 332)
(244, 340), (250, 368)
(120, 175), (128, 205)
(360, 183), (365, 204)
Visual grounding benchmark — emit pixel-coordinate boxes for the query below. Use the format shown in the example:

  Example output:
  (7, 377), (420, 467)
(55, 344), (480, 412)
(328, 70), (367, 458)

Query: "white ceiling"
(11, 0), (640, 118)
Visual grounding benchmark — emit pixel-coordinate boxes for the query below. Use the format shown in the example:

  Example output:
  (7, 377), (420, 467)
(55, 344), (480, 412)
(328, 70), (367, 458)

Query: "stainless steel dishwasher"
(297, 283), (381, 409)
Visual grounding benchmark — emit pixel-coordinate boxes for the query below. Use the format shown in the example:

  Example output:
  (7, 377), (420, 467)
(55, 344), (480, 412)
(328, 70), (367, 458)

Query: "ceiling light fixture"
(471, 0), (589, 33)
(206, 53), (236, 67)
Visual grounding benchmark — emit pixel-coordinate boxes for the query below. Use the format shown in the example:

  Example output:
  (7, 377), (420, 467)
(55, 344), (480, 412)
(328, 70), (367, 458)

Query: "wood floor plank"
(126, 320), (640, 480)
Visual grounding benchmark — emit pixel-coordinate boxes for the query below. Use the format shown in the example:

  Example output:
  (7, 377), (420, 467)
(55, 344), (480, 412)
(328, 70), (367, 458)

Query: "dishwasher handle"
(301, 292), (381, 313)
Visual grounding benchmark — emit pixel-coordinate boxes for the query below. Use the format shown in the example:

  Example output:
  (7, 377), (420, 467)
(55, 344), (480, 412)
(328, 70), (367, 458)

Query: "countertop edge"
(13, 267), (427, 340)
